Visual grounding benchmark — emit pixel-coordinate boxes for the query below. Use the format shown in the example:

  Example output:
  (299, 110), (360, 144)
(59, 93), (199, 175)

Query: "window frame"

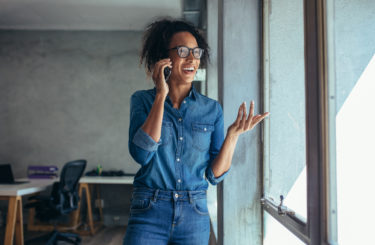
(261, 0), (337, 244)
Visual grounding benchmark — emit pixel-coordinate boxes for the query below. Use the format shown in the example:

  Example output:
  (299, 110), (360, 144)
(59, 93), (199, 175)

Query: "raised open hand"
(227, 101), (269, 138)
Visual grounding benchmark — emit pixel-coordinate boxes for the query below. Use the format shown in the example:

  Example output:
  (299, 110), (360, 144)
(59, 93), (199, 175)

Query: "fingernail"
(251, 100), (254, 104)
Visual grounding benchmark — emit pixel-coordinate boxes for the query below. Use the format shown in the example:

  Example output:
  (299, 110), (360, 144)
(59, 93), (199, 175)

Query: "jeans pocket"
(192, 198), (209, 216)
(130, 196), (153, 214)
(192, 123), (214, 152)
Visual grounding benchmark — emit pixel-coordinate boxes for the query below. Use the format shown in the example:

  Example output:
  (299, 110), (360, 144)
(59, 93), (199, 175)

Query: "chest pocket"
(192, 123), (214, 152)
(160, 120), (173, 146)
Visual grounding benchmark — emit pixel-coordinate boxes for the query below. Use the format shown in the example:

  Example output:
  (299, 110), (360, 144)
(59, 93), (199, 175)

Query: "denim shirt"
(128, 86), (229, 191)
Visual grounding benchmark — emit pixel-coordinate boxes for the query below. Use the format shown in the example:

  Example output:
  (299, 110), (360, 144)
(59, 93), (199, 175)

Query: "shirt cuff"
(132, 127), (161, 152)
(206, 167), (230, 185)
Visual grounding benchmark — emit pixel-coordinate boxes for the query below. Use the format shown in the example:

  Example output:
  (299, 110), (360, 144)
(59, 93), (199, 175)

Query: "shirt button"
(177, 179), (182, 183)
(183, 100), (186, 104)
(204, 127), (207, 131)
(178, 118), (182, 122)
(176, 158), (180, 162)
(175, 193), (179, 198)
(179, 137), (183, 141)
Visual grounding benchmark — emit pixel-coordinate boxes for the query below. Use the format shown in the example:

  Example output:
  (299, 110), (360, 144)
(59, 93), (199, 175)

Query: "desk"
(0, 179), (55, 245)
(74, 176), (134, 235)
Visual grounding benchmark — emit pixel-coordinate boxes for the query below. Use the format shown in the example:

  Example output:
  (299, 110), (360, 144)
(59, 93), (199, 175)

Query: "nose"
(186, 50), (195, 60)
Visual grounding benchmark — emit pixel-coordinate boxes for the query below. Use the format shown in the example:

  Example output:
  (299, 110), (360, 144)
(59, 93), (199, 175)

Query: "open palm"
(227, 101), (269, 137)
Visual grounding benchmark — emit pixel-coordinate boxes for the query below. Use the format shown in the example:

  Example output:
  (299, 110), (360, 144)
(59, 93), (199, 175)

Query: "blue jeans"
(123, 187), (210, 245)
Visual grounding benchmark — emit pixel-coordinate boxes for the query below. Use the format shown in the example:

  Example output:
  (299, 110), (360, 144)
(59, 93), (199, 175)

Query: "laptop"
(0, 164), (29, 184)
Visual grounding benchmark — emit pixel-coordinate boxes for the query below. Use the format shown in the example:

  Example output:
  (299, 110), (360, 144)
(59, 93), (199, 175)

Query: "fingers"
(251, 112), (270, 127)
(249, 100), (254, 118)
(234, 103), (243, 126)
(233, 100), (270, 135)
(239, 102), (247, 129)
(245, 100), (254, 130)
(243, 100), (270, 130)
(258, 112), (270, 122)
(152, 58), (172, 83)
(158, 60), (172, 81)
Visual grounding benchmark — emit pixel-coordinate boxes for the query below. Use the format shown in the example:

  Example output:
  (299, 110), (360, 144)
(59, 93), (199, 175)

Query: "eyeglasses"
(169, 46), (204, 59)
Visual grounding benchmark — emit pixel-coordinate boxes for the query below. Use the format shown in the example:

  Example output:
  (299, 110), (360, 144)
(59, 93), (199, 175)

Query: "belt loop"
(153, 189), (159, 202)
(188, 191), (193, 204)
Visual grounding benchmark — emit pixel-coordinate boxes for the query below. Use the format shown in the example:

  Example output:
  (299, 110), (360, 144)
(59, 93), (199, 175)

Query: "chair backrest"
(55, 159), (86, 214)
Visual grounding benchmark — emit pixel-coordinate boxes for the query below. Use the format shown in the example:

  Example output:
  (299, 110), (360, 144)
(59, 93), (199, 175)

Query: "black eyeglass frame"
(169, 46), (204, 59)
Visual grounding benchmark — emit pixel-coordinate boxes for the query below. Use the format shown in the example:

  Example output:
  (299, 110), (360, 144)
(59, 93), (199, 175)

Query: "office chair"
(25, 159), (87, 245)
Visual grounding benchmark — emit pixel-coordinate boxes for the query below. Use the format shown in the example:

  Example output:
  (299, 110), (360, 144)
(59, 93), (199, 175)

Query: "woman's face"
(168, 31), (201, 84)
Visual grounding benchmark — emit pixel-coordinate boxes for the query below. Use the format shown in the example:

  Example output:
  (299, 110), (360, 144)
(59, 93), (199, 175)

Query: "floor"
(79, 226), (126, 245)
(1, 225), (217, 244)
(1, 225), (126, 245)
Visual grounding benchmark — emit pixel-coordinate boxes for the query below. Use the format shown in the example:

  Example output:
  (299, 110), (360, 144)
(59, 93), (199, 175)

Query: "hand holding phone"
(152, 59), (171, 96)
(164, 67), (171, 81)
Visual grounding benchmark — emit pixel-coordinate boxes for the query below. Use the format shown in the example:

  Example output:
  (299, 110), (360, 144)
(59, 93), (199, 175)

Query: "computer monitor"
(0, 164), (28, 184)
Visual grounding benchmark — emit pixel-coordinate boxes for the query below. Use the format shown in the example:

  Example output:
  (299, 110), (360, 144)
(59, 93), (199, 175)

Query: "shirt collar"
(188, 85), (198, 100)
(152, 84), (198, 101)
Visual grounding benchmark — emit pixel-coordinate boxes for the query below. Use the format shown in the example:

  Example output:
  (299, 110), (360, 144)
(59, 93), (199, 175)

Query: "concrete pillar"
(218, 0), (262, 244)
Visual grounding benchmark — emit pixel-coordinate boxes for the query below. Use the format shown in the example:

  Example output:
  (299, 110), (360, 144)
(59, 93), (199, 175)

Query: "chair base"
(26, 230), (81, 245)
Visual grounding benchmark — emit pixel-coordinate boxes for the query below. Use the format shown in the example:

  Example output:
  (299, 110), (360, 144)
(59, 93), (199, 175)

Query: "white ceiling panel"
(0, 0), (183, 30)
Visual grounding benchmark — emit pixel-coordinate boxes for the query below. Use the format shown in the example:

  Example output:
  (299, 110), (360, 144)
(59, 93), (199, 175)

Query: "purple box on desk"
(28, 165), (59, 179)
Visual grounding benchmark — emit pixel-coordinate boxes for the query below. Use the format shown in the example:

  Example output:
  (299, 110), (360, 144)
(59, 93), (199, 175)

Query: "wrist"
(155, 92), (167, 100)
(225, 133), (239, 143)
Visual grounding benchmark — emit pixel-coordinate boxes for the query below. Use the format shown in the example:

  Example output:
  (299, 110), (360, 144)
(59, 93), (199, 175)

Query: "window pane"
(263, 212), (305, 245)
(327, 0), (375, 244)
(264, 0), (306, 219)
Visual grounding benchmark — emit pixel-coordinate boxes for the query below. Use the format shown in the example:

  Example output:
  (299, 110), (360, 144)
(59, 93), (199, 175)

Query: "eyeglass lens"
(177, 46), (203, 59)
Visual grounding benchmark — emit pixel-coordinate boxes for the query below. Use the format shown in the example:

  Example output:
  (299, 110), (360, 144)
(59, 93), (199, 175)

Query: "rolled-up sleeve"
(205, 103), (230, 185)
(133, 127), (161, 152)
(128, 92), (159, 166)
(206, 166), (230, 185)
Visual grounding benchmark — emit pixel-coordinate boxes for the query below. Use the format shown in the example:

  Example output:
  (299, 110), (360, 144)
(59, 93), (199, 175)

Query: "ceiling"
(0, 0), (183, 31)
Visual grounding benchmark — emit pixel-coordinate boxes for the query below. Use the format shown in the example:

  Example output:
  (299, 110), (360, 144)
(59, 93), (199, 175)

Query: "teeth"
(183, 67), (194, 71)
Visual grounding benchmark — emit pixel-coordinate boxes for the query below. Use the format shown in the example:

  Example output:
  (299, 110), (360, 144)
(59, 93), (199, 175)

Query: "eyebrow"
(173, 45), (200, 48)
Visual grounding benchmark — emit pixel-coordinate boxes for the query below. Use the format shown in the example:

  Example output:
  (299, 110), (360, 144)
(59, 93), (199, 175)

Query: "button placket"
(174, 114), (183, 190)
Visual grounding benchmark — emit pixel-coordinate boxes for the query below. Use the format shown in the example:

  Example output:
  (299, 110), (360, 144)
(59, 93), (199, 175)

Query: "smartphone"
(164, 67), (171, 81)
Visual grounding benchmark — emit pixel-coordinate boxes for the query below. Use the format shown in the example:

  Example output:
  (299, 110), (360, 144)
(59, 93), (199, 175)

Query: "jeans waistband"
(132, 187), (207, 203)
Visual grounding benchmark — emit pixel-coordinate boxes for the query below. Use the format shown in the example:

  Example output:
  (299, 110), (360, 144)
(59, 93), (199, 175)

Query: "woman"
(124, 18), (269, 245)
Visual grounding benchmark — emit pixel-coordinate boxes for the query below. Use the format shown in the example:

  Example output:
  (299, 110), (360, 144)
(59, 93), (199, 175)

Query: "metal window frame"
(261, 0), (337, 244)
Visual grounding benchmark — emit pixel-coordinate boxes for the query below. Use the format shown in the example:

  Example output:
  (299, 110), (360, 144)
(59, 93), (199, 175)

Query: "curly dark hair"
(140, 18), (210, 73)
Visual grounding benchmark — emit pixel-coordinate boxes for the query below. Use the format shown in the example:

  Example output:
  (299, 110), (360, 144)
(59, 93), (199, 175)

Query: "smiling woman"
(124, 18), (269, 245)
(125, 19), (218, 245)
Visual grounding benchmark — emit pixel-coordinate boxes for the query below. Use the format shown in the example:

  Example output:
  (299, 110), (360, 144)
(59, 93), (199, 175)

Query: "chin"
(175, 75), (194, 84)
(183, 75), (196, 83)
(184, 78), (194, 84)
(171, 73), (195, 85)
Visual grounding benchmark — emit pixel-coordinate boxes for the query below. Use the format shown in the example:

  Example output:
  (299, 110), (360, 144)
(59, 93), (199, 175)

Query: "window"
(262, 0), (307, 220)
(261, 0), (339, 244)
(328, 0), (375, 244)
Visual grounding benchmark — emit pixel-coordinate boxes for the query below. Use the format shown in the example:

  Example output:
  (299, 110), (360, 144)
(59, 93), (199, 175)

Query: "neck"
(167, 81), (192, 109)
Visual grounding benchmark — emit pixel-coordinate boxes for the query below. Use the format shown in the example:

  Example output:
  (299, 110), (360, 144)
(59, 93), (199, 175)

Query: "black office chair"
(25, 159), (87, 245)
